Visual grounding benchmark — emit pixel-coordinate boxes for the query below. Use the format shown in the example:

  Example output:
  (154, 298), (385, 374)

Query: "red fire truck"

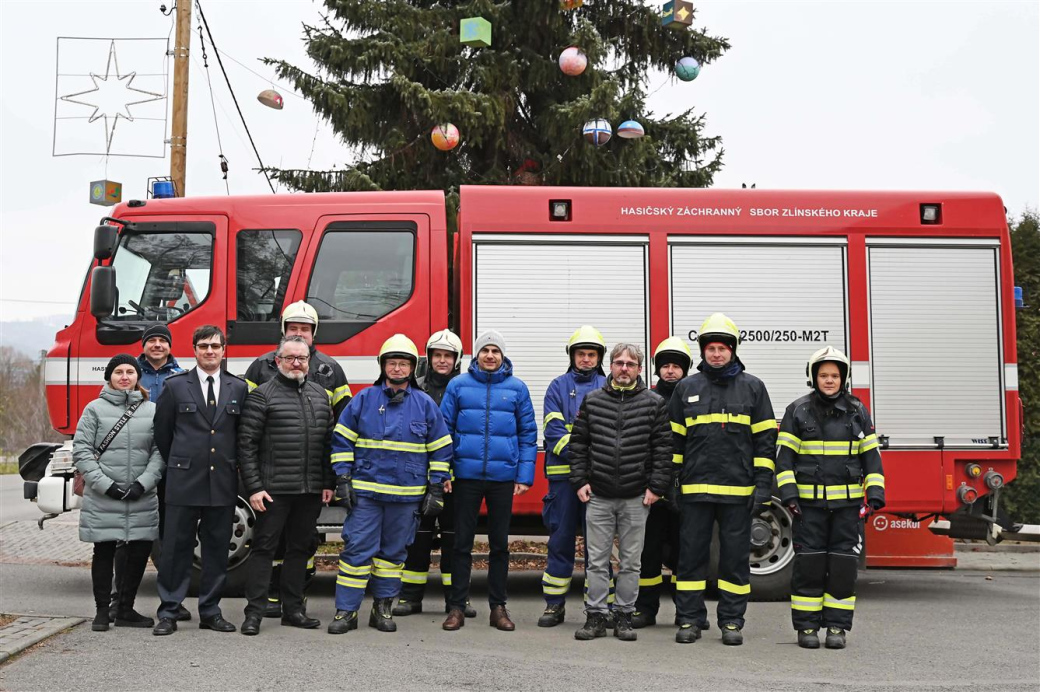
(20, 185), (1023, 598)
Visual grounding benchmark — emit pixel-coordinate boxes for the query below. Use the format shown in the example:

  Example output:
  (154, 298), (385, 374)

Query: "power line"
(194, 0), (276, 194)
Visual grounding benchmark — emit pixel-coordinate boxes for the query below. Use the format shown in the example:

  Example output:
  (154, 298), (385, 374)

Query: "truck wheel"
(149, 496), (255, 597)
(748, 499), (796, 602)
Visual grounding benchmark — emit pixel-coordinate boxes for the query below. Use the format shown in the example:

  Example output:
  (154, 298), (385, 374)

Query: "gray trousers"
(585, 494), (650, 614)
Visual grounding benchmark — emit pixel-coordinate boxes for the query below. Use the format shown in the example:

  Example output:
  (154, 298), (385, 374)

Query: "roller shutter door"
(670, 240), (848, 413)
(473, 238), (649, 446)
(868, 244), (1004, 447)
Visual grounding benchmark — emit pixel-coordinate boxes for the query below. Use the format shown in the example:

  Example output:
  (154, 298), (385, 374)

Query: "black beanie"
(105, 354), (142, 383)
(141, 324), (173, 346)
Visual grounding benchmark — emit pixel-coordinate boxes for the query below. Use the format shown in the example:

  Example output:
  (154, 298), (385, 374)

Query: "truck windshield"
(106, 229), (213, 322)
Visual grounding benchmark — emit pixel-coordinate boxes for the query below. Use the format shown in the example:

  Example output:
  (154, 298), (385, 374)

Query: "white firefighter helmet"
(653, 336), (693, 375)
(281, 301), (319, 336)
(426, 329), (463, 372)
(697, 313), (739, 354)
(806, 345), (851, 390)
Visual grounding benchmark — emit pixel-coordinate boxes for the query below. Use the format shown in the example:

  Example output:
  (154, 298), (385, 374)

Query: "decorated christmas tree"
(265, 0), (729, 192)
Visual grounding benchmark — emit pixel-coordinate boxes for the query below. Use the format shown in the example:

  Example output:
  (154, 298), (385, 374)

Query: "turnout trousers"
(790, 505), (862, 631)
(675, 501), (752, 629)
(541, 479), (614, 606)
(635, 501), (681, 616)
(336, 496), (421, 612)
(398, 492), (457, 603)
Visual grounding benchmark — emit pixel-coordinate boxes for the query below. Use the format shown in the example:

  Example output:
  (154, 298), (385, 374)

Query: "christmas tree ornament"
(460, 17), (492, 47)
(661, 0), (694, 30)
(431, 123), (460, 151)
(558, 47), (588, 76)
(617, 120), (645, 139)
(582, 119), (612, 146)
(257, 89), (284, 110)
(675, 57), (701, 81)
(560, 0), (584, 9)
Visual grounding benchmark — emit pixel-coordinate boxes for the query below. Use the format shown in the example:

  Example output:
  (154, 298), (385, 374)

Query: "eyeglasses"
(612, 360), (639, 369)
(278, 355), (310, 364)
(195, 343), (224, 351)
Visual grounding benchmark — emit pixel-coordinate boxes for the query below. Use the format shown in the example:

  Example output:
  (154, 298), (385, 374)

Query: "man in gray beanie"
(440, 329), (537, 631)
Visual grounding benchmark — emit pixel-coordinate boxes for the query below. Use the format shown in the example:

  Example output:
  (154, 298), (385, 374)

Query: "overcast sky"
(1, 0), (1037, 323)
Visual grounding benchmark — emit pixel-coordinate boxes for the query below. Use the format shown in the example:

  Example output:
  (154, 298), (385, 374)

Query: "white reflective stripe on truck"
(1005, 364), (1018, 391)
(851, 361), (870, 388)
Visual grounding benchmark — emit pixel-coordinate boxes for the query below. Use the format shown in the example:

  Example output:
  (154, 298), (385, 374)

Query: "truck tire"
(706, 497), (795, 602)
(149, 497), (256, 597)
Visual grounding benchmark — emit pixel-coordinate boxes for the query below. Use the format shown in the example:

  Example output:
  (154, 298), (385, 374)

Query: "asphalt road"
(0, 475), (43, 524)
(1, 563), (1037, 691)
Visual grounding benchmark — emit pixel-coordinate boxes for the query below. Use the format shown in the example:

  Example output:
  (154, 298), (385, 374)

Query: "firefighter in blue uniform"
(327, 334), (453, 634)
(776, 346), (885, 650)
(632, 336), (691, 628)
(537, 326), (609, 627)
(671, 313), (777, 646)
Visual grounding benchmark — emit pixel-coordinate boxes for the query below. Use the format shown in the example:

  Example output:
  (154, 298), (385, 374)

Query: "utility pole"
(170, 0), (191, 197)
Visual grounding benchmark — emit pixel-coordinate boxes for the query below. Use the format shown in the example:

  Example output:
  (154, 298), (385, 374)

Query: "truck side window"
(109, 231), (213, 322)
(236, 229), (302, 322)
(307, 222), (416, 343)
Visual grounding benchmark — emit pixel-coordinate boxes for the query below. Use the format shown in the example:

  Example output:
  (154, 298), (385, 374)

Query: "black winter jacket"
(237, 372), (335, 496)
(776, 392), (885, 509)
(569, 377), (673, 498)
(670, 359), (777, 504)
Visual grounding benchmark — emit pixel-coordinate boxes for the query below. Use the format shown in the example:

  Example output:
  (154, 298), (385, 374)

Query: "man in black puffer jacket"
(569, 343), (672, 642)
(237, 336), (335, 636)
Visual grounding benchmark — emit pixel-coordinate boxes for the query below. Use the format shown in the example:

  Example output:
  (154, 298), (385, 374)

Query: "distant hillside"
(0, 315), (72, 359)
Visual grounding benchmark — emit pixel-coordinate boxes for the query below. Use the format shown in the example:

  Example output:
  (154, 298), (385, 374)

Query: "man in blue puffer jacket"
(440, 330), (537, 632)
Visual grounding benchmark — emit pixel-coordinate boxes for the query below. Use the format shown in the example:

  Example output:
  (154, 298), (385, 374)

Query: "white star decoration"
(59, 40), (165, 155)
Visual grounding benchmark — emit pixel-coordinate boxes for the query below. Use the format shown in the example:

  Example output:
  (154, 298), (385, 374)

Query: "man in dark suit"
(152, 325), (248, 635)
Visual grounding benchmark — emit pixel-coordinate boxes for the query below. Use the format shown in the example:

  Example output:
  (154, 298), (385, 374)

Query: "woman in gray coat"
(73, 354), (165, 632)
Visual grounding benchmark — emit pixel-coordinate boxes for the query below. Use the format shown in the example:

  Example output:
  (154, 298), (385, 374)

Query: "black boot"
(574, 612), (608, 641)
(463, 600), (477, 618)
(825, 627), (846, 649)
(92, 607), (110, 632)
(328, 610), (359, 635)
(798, 628), (820, 649)
(392, 599), (422, 616)
(613, 611), (637, 641)
(675, 623), (700, 644)
(263, 598), (282, 619)
(537, 603), (565, 628)
(369, 598), (397, 632)
(114, 542), (153, 628)
(721, 623), (743, 646)
(631, 610), (657, 629)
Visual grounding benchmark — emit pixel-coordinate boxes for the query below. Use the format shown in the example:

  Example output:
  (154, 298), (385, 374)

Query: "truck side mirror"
(93, 225), (119, 260)
(90, 266), (116, 318)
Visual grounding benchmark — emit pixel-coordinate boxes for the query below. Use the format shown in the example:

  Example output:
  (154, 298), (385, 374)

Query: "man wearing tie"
(152, 325), (248, 635)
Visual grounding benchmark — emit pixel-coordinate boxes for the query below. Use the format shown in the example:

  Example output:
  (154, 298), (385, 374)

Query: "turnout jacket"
(331, 384), (452, 502)
(776, 392), (885, 509)
(542, 368), (606, 479)
(237, 372), (335, 496)
(244, 347), (351, 418)
(569, 377), (673, 498)
(670, 360), (777, 504)
(440, 357), (538, 486)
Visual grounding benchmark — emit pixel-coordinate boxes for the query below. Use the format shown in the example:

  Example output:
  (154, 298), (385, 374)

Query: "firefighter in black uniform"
(242, 300), (351, 617)
(391, 330), (476, 619)
(670, 314), (777, 645)
(631, 337), (690, 629)
(776, 346), (884, 650)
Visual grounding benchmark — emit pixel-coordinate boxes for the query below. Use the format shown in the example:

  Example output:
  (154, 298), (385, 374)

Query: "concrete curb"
(0, 615), (86, 664)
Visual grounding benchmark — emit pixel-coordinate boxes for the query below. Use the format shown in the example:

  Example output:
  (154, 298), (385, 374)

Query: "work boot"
(114, 609), (154, 628)
(463, 600), (477, 618)
(489, 605), (515, 631)
(574, 612), (608, 641)
(327, 610), (358, 635)
(369, 598), (397, 632)
(798, 628), (820, 649)
(631, 610), (656, 629)
(442, 607), (465, 631)
(392, 599), (422, 616)
(92, 607), (110, 632)
(674, 623), (700, 644)
(263, 599), (282, 618)
(613, 611), (637, 641)
(721, 623), (743, 646)
(537, 603), (566, 628)
(825, 627), (846, 649)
